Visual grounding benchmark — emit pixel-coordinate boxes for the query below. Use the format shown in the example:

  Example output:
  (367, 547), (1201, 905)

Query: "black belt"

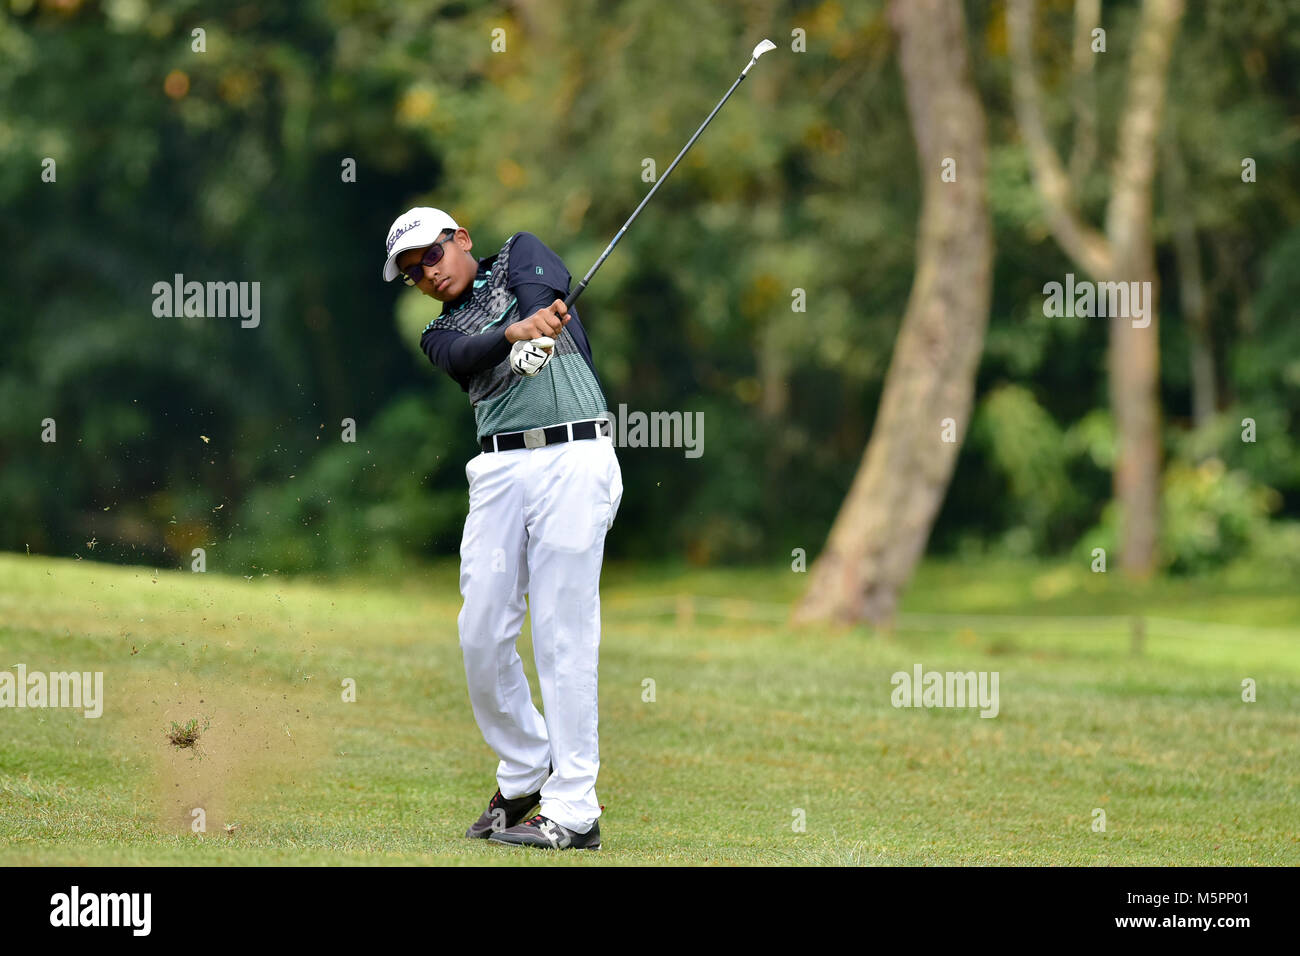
(481, 418), (611, 453)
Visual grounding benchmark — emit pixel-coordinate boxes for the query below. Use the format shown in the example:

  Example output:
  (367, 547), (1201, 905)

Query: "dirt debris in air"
(116, 673), (325, 835)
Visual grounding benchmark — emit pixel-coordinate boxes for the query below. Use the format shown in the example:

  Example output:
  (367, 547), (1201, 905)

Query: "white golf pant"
(457, 431), (622, 834)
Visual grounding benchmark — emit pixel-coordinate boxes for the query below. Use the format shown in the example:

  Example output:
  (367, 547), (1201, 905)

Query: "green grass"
(1, 552), (1297, 865)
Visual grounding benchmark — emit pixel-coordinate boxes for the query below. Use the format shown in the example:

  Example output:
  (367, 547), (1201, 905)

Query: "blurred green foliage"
(1081, 458), (1284, 575)
(1, 0), (1298, 574)
(229, 394), (468, 574)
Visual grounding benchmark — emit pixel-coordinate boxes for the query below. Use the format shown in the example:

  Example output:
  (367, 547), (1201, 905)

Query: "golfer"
(382, 207), (621, 851)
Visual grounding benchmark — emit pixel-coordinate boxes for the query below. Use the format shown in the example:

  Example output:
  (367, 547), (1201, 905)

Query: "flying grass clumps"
(165, 715), (211, 754)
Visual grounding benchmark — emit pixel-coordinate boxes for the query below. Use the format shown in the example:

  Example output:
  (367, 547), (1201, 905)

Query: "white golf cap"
(382, 206), (460, 281)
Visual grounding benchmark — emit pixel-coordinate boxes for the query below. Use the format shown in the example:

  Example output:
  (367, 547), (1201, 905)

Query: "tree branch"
(1104, 0), (1185, 266)
(1069, 0), (1100, 182)
(1007, 0), (1113, 278)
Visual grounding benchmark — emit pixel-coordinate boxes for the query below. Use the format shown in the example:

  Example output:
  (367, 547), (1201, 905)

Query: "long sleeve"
(421, 326), (513, 391)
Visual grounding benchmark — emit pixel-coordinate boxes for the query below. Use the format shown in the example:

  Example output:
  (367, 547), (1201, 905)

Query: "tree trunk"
(1104, 0), (1182, 576)
(793, 0), (993, 627)
(759, 323), (792, 526)
(1164, 137), (1218, 432)
(1008, 0), (1184, 577)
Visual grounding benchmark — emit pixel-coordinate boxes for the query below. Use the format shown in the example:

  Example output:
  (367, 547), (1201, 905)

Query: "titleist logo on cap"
(387, 219), (420, 254)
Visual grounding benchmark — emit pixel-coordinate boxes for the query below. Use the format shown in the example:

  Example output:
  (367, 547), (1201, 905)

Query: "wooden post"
(1130, 616), (1146, 657)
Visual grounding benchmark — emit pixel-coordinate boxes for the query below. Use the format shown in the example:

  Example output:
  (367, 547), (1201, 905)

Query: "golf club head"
(743, 39), (777, 75)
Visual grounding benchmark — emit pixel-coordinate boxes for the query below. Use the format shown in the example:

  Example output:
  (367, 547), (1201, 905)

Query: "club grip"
(564, 279), (589, 313)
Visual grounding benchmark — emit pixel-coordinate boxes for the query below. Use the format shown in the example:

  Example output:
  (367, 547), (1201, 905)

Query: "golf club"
(561, 38), (777, 314)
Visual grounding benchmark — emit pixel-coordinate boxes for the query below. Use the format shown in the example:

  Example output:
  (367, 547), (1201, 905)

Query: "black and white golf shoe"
(465, 766), (552, 839)
(488, 814), (601, 851)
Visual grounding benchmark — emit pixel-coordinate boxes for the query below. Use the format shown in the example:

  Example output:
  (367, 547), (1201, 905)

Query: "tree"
(794, 0), (993, 627)
(1007, 0), (1186, 576)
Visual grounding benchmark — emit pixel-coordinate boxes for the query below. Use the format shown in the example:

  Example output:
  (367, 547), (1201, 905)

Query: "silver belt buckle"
(522, 426), (547, 449)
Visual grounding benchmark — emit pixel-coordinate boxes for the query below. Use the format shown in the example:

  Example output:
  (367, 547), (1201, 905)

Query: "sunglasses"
(400, 232), (457, 286)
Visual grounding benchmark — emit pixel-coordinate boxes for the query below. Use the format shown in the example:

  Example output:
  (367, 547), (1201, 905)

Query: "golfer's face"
(397, 230), (473, 302)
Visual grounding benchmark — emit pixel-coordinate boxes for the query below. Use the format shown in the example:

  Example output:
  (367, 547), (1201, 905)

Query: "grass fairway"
(1, 551), (1297, 866)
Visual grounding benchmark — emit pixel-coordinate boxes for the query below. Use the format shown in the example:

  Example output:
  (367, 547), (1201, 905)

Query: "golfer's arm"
(512, 282), (567, 326)
(420, 282), (564, 380)
(422, 327), (512, 378)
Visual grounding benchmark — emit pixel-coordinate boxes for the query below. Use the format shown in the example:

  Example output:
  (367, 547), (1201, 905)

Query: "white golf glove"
(509, 336), (555, 376)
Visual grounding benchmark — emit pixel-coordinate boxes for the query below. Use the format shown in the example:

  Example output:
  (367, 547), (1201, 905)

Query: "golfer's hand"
(509, 337), (555, 376)
(506, 300), (570, 343)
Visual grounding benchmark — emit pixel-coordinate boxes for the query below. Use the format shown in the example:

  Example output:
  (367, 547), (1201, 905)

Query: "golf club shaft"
(563, 46), (771, 313)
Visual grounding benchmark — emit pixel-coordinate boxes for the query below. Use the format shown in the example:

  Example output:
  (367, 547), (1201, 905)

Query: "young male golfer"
(382, 207), (621, 851)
